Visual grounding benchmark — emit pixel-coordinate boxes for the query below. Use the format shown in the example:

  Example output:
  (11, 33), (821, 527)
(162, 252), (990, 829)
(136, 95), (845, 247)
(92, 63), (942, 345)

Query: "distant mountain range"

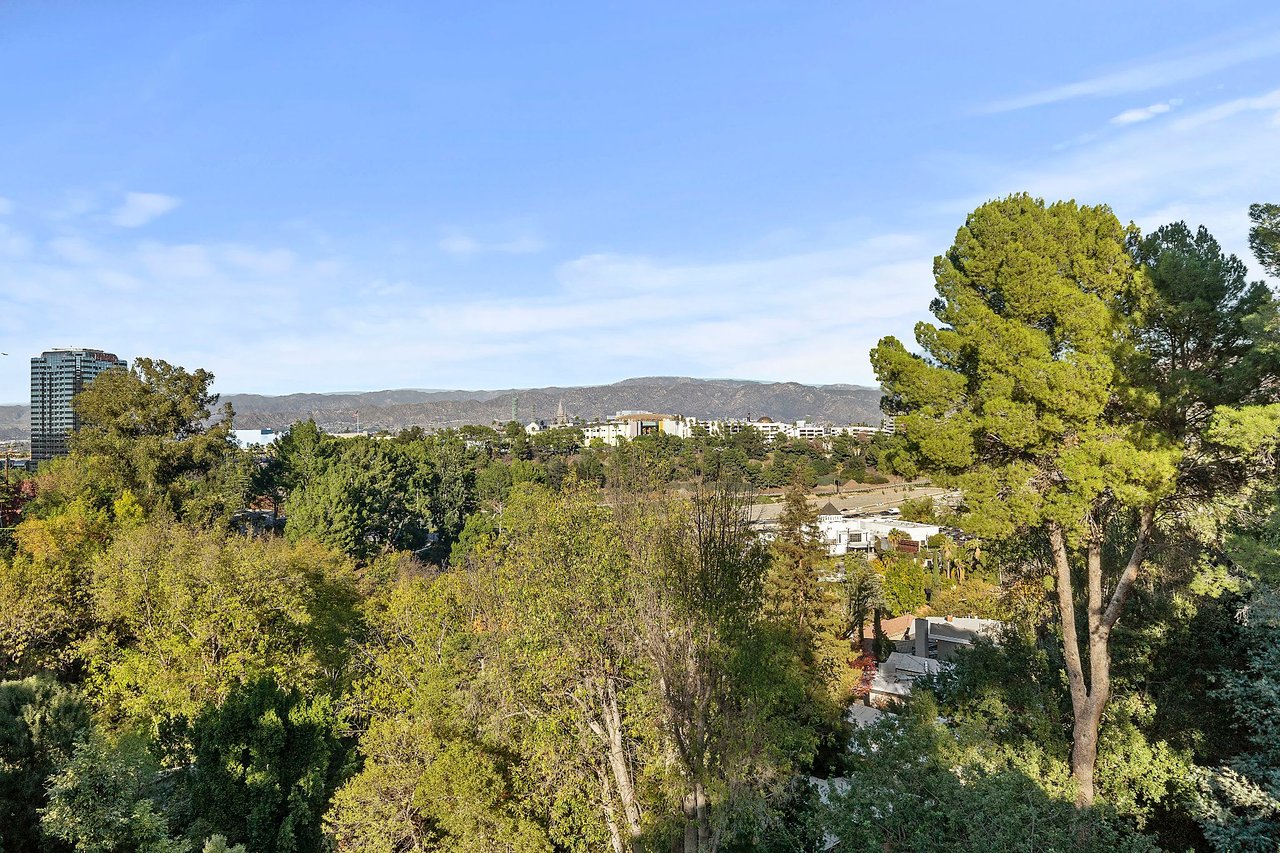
(0, 406), (25, 442)
(0, 377), (886, 440)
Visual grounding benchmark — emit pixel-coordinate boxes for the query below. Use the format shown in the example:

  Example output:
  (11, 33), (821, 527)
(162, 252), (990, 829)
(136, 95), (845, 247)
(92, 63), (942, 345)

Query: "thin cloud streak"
(110, 192), (182, 228)
(984, 30), (1280, 113)
(1171, 88), (1280, 130)
(1110, 100), (1180, 125)
(951, 86), (1280, 270)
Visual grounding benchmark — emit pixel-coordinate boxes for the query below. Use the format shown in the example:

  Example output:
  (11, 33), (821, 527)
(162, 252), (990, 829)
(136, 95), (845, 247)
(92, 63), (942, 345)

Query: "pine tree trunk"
(1047, 508), (1153, 807)
(1070, 694), (1107, 806)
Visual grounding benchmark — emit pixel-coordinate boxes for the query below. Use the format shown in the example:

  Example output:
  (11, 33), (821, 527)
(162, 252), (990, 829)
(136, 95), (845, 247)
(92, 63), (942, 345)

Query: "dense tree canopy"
(284, 438), (433, 561)
(87, 520), (360, 728)
(0, 677), (92, 852)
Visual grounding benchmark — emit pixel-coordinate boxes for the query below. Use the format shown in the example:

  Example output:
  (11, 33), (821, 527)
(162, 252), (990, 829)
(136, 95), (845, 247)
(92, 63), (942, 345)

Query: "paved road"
(751, 481), (951, 521)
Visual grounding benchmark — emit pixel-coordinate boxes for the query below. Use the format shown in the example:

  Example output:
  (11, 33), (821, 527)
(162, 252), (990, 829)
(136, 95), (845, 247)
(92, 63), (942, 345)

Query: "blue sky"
(1, 2), (1279, 402)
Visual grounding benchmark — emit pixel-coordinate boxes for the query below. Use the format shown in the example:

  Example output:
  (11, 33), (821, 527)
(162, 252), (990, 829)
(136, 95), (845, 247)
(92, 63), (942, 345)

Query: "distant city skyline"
(1, 3), (1278, 403)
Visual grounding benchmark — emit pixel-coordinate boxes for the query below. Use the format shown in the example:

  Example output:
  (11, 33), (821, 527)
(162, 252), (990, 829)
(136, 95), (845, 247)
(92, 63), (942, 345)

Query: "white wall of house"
(812, 515), (942, 556)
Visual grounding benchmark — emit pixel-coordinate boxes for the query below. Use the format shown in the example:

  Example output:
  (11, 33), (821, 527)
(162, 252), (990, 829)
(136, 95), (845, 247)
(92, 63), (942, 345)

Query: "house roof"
(869, 651), (942, 700)
(907, 616), (1005, 645)
(884, 651), (940, 677)
(869, 677), (913, 697)
(875, 613), (916, 640)
(817, 502), (842, 517)
(846, 704), (886, 728)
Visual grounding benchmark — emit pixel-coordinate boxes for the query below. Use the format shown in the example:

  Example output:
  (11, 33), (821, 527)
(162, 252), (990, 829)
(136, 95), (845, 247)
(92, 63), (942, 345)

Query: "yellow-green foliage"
(84, 519), (360, 728)
(0, 498), (113, 677)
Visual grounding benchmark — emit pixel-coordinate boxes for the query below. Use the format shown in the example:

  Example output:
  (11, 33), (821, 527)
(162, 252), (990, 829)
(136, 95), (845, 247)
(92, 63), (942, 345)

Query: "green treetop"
(766, 478), (831, 632)
(1249, 202), (1280, 278)
(68, 358), (236, 515)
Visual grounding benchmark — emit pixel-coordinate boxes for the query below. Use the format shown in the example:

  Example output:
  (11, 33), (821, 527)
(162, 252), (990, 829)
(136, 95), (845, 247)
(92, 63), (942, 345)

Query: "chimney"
(914, 618), (929, 658)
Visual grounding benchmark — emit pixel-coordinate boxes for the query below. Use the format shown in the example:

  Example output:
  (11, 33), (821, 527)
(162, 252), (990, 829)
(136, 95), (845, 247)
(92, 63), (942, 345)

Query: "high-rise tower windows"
(30, 348), (127, 462)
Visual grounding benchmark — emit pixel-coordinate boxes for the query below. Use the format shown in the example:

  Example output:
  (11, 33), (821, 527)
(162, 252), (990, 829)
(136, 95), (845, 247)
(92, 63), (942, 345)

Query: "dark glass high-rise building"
(30, 348), (127, 462)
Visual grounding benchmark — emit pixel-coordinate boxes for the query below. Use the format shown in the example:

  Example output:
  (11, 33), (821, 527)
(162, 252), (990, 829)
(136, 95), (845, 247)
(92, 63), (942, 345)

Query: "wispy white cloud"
(0, 215), (935, 399)
(46, 191), (97, 222)
(438, 231), (545, 256)
(48, 236), (104, 265)
(382, 236), (936, 387)
(1171, 88), (1280, 130)
(95, 269), (143, 293)
(1110, 99), (1181, 125)
(945, 85), (1280, 273)
(110, 192), (181, 228)
(985, 30), (1280, 113)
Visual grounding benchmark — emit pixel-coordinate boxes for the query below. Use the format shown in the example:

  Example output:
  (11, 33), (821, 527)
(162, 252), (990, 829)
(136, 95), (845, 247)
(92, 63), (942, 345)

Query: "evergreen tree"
(871, 195), (1280, 805)
(766, 478), (830, 632)
(0, 677), (92, 852)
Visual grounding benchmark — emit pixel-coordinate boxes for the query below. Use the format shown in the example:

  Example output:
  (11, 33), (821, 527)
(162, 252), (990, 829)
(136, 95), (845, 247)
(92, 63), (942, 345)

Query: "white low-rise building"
(810, 506), (942, 556)
(581, 421), (627, 444)
(857, 517), (941, 544)
(816, 504), (875, 555)
(790, 419), (828, 440)
(572, 413), (888, 446)
(831, 424), (883, 438)
(715, 417), (830, 441)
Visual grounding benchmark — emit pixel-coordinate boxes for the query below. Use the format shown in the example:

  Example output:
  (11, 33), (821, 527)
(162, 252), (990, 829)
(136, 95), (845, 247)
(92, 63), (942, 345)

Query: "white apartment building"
(832, 424), (883, 438)
(579, 412), (694, 445)
(714, 418), (886, 442)
(580, 420), (627, 443)
(715, 417), (790, 439)
(574, 412), (887, 447)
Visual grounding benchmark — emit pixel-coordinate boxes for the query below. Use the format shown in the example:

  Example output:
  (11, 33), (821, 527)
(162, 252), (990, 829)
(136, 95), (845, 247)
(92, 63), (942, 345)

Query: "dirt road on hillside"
(751, 481), (951, 521)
